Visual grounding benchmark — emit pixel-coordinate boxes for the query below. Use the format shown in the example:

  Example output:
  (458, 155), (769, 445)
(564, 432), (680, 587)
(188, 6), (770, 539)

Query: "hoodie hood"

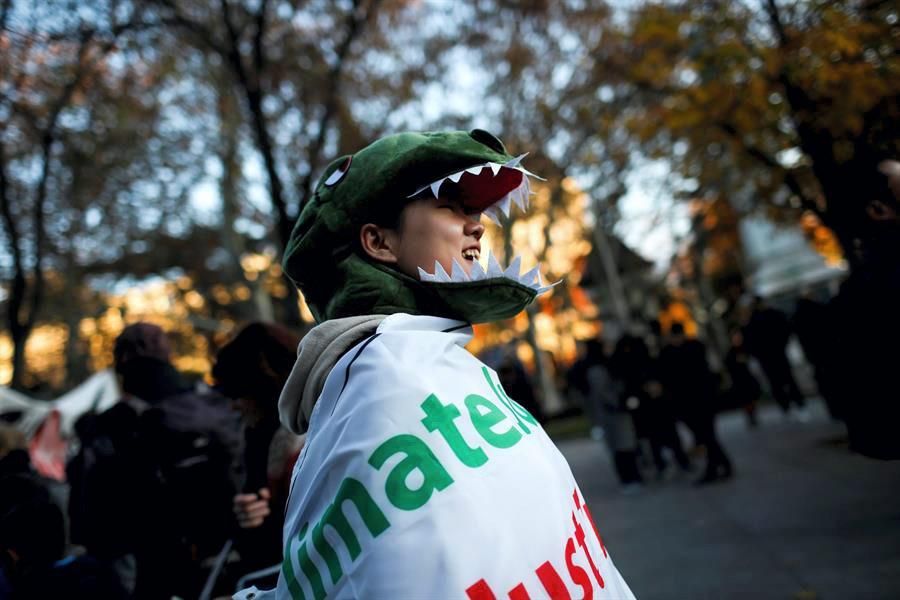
(278, 315), (385, 435)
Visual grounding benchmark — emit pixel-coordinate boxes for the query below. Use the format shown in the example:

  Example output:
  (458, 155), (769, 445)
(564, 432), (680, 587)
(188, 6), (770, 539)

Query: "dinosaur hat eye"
(324, 156), (353, 187)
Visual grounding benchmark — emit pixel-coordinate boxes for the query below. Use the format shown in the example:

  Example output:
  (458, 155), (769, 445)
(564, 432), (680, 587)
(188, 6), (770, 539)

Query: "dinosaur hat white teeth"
(469, 260), (487, 281)
(450, 258), (469, 282)
(433, 261), (451, 282)
(407, 154), (544, 226)
(417, 252), (559, 297)
(482, 208), (502, 226)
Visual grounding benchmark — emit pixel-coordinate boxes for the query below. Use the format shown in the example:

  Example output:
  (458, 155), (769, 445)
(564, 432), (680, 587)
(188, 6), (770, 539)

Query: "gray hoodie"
(278, 315), (385, 435)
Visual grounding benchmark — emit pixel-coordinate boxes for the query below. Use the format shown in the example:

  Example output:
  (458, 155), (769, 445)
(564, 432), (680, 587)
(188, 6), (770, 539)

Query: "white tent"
(739, 216), (846, 298)
(0, 369), (119, 439)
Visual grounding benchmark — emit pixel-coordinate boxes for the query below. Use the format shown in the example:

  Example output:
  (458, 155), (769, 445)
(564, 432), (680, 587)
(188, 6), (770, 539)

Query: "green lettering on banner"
(420, 393), (488, 467)
(282, 523), (308, 600)
(311, 478), (391, 585)
(465, 394), (523, 449)
(369, 433), (454, 510)
(297, 532), (327, 600)
(481, 367), (538, 432)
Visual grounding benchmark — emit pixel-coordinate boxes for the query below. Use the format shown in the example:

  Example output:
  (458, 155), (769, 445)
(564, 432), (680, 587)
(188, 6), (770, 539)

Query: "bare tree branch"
(0, 15), (135, 387)
(762, 0), (789, 48)
(252, 0), (268, 75)
(0, 0), (11, 30)
(296, 0), (382, 213)
(150, 0), (228, 55)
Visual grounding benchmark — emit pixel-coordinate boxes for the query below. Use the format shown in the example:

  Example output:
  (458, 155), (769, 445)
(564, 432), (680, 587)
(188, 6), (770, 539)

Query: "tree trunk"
(590, 222), (631, 329)
(0, 143), (29, 390)
(10, 329), (27, 390)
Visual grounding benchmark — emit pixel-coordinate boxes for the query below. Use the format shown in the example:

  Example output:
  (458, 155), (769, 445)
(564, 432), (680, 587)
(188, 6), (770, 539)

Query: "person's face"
(364, 195), (486, 278)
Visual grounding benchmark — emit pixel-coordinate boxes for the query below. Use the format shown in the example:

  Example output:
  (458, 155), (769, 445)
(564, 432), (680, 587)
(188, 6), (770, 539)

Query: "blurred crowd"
(557, 285), (892, 493)
(562, 301), (788, 492)
(0, 322), (304, 599)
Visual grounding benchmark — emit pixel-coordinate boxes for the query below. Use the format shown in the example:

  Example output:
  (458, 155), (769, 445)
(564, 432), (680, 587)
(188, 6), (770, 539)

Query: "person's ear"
(359, 223), (399, 264)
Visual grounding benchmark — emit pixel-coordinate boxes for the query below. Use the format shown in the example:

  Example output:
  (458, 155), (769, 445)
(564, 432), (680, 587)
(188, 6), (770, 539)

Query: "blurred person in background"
(741, 297), (807, 418)
(67, 322), (241, 598)
(609, 334), (654, 481)
(66, 322), (177, 596)
(724, 329), (762, 429)
(628, 325), (692, 479)
(495, 349), (542, 424)
(828, 159), (900, 459)
(608, 331), (691, 481)
(792, 294), (843, 421)
(1, 424), (124, 598)
(570, 339), (643, 491)
(212, 322), (305, 580)
(1, 473), (127, 599)
(0, 425), (30, 482)
(659, 323), (733, 485)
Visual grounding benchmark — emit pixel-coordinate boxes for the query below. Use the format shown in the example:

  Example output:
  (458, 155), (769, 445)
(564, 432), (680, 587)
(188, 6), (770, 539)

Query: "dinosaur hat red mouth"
(407, 154), (543, 224)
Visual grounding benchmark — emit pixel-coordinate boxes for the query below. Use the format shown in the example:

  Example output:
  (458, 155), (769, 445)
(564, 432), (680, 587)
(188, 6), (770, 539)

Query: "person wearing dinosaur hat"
(241, 130), (635, 599)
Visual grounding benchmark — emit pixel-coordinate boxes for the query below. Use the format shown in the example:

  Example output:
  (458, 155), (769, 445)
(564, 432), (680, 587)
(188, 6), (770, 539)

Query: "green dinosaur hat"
(283, 129), (554, 324)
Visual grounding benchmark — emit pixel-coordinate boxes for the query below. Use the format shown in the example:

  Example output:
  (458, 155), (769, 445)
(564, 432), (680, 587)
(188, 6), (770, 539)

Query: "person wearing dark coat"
(742, 298), (806, 414)
(570, 340), (643, 488)
(826, 159), (900, 459)
(1, 427), (127, 600)
(724, 329), (762, 428)
(611, 334), (690, 478)
(68, 322), (242, 599)
(212, 322), (305, 584)
(792, 296), (844, 420)
(658, 323), (733, 484)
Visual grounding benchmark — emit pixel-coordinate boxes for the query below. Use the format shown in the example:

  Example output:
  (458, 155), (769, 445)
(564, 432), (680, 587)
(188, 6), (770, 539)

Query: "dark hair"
(212, 322), (300, 406)
(113, 323), (171, 371)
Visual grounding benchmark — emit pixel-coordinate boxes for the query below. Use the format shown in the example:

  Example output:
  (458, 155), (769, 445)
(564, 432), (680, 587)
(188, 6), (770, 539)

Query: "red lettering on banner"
(572, 512), (604, 589)
(573, 488), (608, 559)
(467, 579), (498, 600)
(581, 503), (608, 559)
(535, 561), (572, 599)
(465, 488), (615, 598)
(565, 537), (593, 600)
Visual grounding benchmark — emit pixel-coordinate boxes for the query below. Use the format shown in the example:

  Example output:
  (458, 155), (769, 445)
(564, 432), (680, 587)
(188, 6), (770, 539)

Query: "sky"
(615, 160), (692, 269)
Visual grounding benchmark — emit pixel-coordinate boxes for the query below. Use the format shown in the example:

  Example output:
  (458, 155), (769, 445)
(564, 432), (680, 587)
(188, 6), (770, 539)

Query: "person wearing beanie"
(245, 130), (635, 599)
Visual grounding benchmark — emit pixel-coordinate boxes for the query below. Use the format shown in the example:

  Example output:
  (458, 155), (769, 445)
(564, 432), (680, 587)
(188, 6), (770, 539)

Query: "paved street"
(557, 401), (900, 600)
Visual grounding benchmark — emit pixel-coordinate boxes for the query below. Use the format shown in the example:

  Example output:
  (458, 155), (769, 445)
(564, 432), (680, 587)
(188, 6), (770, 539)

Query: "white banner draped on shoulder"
(248, 314), (636, 600)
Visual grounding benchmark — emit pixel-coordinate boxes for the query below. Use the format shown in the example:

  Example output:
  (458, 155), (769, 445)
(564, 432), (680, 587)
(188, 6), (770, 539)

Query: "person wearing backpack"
(66, 323), (177, 596)
(67, 322), (242, 598)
